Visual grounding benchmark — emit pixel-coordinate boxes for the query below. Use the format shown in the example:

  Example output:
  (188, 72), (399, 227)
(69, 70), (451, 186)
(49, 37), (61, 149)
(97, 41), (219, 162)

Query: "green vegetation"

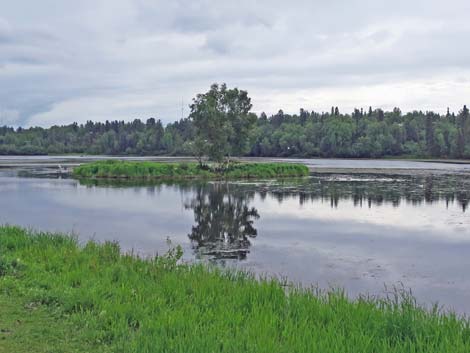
(1, 84), (470, 159)
(1, 226), (470, 352)
(72, 160), (309, 179)
(190, 83), (257, 163)
(0, 295), (99, 353)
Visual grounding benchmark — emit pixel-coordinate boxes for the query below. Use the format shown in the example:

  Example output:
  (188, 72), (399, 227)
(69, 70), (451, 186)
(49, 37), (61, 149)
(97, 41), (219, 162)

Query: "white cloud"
(1, 0), (470, 127)
(0, 109), (20, 125)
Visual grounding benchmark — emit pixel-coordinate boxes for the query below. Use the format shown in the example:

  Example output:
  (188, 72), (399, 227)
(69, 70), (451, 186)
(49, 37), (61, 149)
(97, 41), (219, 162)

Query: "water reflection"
(75, 173), (470, 212)
(69, 173), (470, 262)
(185, 184), (259, 261)
(3, 169), (470, 313)
(257, 174), (470, 212)
(74, 173), (470, 262)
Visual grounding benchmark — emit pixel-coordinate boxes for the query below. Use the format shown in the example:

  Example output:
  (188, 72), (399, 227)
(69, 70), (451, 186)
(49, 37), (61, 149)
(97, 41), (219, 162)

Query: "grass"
(0, 295), (102, 353)
(72, 160), (310, 180)
(1, 226), (470, 352)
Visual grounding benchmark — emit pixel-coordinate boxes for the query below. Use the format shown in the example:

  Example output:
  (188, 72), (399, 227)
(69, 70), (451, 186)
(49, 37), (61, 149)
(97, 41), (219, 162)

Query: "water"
(267, 157), (470, 172)
(3, 155), (470, 172)
(1, 158), (470, 314)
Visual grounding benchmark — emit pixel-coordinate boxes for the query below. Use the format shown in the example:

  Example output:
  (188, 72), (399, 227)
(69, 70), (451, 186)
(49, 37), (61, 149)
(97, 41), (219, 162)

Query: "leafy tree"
(189, 83), (255, 163)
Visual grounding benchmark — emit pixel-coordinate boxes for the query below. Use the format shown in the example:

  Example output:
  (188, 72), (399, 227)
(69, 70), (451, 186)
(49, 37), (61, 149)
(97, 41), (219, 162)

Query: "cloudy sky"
(1, 0), (470, 127)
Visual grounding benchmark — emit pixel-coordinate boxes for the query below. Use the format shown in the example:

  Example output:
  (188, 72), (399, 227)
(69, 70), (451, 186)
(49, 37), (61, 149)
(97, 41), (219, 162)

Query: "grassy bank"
(72, 160), (309, 180)
(0, 295), (98, 353)
(1, 226), (469, 352)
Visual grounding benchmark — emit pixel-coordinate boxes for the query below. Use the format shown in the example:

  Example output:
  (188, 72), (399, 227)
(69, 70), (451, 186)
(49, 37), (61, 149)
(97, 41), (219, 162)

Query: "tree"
(353, 108), (361, 135)
(299, 108), (308, 124)
(457, 105), (469, 157)
(189, 83), (255, 163)
(425, 113), (437, 156)
(377, 109), (385, 122)
(259, 112), (268, 122)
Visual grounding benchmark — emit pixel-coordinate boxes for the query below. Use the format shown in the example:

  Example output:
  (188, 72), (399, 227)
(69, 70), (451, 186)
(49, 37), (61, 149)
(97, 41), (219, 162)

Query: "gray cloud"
(1, 0), (469, 127)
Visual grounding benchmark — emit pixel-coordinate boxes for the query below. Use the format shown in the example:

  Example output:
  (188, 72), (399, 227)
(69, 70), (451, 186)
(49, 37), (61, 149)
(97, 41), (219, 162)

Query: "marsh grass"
(1, 226), (469, 352)
(72, 160), (309, 180)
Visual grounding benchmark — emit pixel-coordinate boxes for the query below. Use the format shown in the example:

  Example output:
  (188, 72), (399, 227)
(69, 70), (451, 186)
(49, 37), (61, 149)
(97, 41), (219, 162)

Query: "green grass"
(1, 226), (469, 352)
(0, 295), (104, 353)
(72, 160), (310, 180)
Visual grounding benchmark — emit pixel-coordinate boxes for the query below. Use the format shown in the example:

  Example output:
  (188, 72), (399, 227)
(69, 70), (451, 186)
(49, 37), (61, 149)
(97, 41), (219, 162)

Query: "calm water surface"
(1, 159), (470, 314)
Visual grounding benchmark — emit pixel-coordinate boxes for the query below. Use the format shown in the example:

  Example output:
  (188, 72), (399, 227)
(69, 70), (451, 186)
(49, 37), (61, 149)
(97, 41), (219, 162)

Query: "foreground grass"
(72, 160), (309, 180)
(1, 226), (469, 352)
(0, 295), (102, 353)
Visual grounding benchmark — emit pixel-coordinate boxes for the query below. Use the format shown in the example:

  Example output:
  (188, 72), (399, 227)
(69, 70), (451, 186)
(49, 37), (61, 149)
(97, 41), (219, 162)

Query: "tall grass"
(1, 226), (469, 352)
(72, 160), (309, 180)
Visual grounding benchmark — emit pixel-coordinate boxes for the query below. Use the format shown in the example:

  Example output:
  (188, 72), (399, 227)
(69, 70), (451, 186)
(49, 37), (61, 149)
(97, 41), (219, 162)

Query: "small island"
(72, 160), (309, 180)
(72, 85), (309, 181)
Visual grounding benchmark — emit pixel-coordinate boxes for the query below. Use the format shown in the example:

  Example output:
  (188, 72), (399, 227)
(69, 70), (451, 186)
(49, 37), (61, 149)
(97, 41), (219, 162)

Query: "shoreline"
(308, 168), (470, 175)
(2, 156), (470, 177)
(1, 225), (469, 352)
(0, 154), (470, 166)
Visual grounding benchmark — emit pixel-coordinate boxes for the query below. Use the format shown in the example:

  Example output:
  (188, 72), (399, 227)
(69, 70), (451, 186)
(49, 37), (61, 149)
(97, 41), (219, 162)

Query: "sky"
(1, 0), (470, 127)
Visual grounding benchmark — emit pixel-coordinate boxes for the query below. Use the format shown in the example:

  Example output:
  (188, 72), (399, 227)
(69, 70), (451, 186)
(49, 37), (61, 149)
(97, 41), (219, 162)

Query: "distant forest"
(1, 104), (470, 159)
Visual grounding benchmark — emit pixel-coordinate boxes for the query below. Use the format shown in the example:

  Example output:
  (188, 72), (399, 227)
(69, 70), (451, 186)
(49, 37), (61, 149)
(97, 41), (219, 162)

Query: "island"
(72, 160), (309, 180)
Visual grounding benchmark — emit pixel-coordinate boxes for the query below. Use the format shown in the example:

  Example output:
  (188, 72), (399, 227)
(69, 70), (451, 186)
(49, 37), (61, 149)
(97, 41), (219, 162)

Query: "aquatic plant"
(72, 160), (310, 180)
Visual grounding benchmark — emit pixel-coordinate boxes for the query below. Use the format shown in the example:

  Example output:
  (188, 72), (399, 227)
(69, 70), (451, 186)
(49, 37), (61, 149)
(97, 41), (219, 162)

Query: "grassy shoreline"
(72, 160), (310, 180)
(1, 226), (469, 352)
(0, 295), (98, 353)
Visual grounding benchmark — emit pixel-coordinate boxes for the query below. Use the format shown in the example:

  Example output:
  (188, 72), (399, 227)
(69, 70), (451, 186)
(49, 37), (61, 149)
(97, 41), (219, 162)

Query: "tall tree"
(189, 83), (255, 163)
(457, 105), (469, 157)
(425, 113), (436, 156)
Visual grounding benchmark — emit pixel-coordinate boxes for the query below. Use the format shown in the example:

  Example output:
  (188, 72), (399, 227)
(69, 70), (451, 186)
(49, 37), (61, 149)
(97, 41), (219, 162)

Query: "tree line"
(1, 84), (469, 159)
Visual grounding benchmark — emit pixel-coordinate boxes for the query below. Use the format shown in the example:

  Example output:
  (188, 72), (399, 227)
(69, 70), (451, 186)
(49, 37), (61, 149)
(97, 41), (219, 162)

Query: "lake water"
(1, 157), (470, 314)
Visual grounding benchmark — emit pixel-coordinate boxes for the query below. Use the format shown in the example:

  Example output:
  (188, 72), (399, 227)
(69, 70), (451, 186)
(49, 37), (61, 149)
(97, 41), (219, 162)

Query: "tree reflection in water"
(77, 173), (470, 265)
(186, 183), (259, 261)
(261, 174), (470, 212)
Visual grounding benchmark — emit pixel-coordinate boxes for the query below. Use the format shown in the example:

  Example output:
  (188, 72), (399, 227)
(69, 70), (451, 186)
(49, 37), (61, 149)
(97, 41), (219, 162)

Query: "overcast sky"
(1, 0), (470, 127)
